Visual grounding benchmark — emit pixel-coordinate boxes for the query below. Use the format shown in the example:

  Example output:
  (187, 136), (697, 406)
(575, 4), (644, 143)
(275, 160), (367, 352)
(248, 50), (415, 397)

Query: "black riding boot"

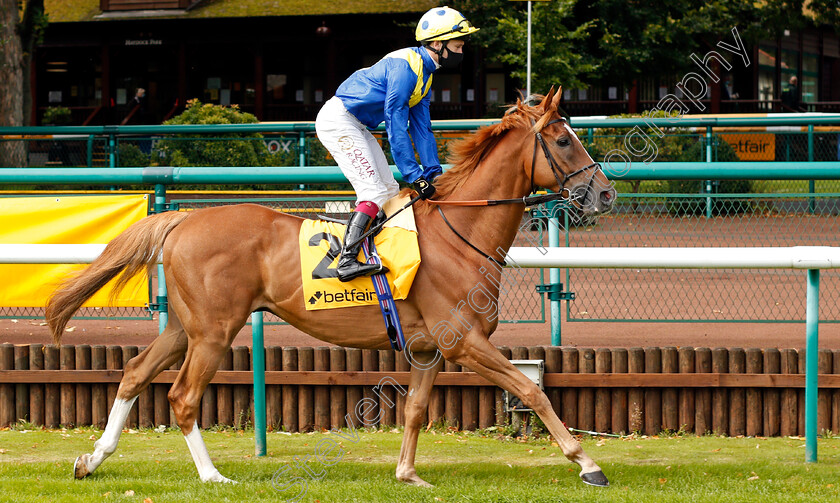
(336, 211), (389, 282)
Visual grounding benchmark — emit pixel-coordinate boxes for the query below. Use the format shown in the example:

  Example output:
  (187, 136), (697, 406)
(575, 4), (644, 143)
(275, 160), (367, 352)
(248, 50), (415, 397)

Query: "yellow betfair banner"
(298, 196), (421, 310)
(0, 194), (150, 307)
(721, 133), (775, 161)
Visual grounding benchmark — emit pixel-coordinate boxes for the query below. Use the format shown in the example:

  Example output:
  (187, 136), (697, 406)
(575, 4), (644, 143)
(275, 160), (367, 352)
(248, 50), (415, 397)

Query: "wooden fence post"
(745, 348), (763, 436)
(578, 348), (595, 432)
(763, 348), (781, 436)
(561, 348), (578, 430)
(122, 346), (139, 428)
(298, 347), (315, 432)
(75, 345), (92, 427)
(154, 353), (171, 428)
(780, 348), (798, 436)
(444, 358), (461, 429)
(282, 347), (299, 432)
(135, 346), (154, 428)
(329, 347), (346, 431)
(60, 345), (76, 426)
(544, 347), (562, 420)
(711, 348), (729, 435)
(29, 344), (44, 426)
(264, 346), (282, 430)
(661, 347), (678, 432)
(0, 344), (14, 427)
(833, 350), (840, 435)
(462, 356), (479, 431)
(643, 347), (661, 435)
(44, 345), (60, 428)
(628, 347), (644, 433)
(345, 348), (363, 429)
(818, 349), (832, 434)
(728, 348), (746, 437)
(314, 347), (330, 430)
(15, 345), (30, 424)
(594, 348), (611, 434)
(677, 347), (695, 433)
(611, 349), (628, 435)
(362, 349), (381, 428)
(216, 349), (233, 427)
(379, 350), (396, 427)
(91, 345), (107, 428)
(232, 346), (251, 429)
(695, 348), (712, 435)
(105, 346), (122, 415)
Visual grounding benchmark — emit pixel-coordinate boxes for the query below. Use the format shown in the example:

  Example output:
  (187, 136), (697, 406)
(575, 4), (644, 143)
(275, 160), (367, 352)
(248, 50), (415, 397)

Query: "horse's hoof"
(580, 470), (609, 487)
(73, 455), (91, 479)
(396, 472), (434, 488)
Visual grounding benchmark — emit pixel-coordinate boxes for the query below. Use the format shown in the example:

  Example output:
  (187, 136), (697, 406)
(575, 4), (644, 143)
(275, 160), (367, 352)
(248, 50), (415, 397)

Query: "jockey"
(316, 6), (479, 282)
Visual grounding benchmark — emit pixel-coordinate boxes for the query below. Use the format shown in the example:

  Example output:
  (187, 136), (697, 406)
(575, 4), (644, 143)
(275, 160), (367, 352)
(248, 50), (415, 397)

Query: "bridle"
(432, 116), (606, 267)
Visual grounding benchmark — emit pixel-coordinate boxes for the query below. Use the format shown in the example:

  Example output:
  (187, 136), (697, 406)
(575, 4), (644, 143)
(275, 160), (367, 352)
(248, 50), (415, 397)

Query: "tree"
(587, 0), (767, 83)
(447, 0), (595, 96)
(806, 0), (840, 31)
(0, 0), (47, 167)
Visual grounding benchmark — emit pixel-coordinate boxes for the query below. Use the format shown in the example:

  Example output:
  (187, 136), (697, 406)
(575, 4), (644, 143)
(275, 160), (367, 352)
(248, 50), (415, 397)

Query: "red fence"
(2, 344), (840, 436)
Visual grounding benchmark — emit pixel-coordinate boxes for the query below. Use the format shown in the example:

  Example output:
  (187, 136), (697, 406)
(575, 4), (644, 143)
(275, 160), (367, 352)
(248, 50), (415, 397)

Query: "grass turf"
(1, 426), (840, 502)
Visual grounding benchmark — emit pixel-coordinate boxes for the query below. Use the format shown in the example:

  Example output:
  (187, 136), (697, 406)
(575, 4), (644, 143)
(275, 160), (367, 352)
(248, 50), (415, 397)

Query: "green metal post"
(108, 134), (116, 168)
(86, 135), (94, 168)
(805, 269), (820, 463)
(251, 312), (266, 457)
(154, 184), (168, 334)
(705, 126), (713, 218)
(564, 204), (571, 327)
(547, 199), (561, 346)
(298, 132), (306, 190)
(587, 128), (593, 147)
(808, 125), (815, 214)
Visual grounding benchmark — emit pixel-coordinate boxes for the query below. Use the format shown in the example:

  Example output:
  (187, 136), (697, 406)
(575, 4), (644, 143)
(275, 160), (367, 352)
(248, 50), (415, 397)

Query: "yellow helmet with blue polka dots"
(415, 6), (479, 43)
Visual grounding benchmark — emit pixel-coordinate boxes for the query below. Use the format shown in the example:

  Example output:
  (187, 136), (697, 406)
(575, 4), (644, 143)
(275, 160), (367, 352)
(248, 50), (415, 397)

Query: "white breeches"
(315, 97), (400, 208)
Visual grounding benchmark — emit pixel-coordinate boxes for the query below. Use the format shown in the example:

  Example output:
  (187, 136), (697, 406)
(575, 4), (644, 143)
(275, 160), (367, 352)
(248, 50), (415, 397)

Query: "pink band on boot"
(355, 201), (379, 219)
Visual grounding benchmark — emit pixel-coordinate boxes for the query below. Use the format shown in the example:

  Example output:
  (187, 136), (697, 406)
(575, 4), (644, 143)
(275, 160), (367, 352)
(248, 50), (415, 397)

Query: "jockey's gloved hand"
(413, 176), (436, 199)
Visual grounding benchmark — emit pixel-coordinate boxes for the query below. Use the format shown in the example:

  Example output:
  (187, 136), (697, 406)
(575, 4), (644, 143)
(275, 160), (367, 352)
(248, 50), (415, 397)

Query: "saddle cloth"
(298, 195), (421, 311)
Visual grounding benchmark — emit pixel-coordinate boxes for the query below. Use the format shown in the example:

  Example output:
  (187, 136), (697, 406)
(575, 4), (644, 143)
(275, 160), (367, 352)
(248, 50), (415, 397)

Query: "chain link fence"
(565, 193), (840, 322)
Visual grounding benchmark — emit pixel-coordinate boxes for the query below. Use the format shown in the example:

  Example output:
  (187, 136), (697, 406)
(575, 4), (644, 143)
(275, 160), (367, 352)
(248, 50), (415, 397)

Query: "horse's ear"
(540, 86), (555, 111)
(551, 86), (563, 110)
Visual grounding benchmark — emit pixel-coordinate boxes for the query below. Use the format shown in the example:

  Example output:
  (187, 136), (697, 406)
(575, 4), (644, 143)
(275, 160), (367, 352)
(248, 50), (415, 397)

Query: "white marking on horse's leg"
(183, 421), (235, 483)
(79, 396), (137, 476)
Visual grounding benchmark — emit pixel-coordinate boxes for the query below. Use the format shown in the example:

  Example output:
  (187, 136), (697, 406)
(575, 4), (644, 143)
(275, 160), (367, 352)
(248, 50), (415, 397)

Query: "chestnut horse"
(46, 88), (616, 487)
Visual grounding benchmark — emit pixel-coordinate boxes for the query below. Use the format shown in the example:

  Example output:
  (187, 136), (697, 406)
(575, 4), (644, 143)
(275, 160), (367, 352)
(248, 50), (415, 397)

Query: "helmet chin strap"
(427, 40), (448, 61)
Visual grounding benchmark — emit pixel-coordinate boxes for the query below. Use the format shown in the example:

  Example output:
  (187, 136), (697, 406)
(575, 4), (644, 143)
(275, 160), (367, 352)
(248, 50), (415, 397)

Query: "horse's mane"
(412, 97), (550, 215)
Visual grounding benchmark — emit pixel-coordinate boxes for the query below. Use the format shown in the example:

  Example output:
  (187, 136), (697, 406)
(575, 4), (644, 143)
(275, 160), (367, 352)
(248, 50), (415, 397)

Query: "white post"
(526, 1), (532, 98)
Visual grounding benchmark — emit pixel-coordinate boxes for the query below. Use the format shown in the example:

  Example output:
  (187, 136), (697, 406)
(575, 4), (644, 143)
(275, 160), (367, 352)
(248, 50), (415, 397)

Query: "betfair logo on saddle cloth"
(298, 195), (421, 310)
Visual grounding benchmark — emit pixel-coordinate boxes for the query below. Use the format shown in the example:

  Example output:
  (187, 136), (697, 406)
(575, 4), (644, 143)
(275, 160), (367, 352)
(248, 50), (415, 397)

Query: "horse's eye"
(556, 137), (571, 147)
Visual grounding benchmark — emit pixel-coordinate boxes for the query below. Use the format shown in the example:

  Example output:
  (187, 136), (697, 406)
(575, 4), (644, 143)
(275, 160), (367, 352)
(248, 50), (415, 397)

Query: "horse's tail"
(45, 211), (190, 344)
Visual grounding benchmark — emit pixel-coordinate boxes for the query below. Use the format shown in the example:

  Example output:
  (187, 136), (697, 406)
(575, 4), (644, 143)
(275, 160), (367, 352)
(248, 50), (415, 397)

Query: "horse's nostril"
(600, 190), (615, 205)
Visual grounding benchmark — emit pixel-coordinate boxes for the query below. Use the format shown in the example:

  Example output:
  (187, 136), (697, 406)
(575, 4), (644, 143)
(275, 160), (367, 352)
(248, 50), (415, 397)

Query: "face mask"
(435, 42), (463, 69)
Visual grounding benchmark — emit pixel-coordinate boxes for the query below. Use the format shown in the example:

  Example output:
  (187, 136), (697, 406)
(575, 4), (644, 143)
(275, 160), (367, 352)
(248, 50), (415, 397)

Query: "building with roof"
(33, 1), (840, 125)
(37, 0), (505, 125)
